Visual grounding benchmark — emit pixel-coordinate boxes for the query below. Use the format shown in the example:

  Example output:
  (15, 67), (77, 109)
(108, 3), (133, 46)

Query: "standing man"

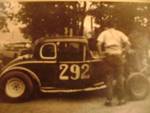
(97, 22), (130, 106)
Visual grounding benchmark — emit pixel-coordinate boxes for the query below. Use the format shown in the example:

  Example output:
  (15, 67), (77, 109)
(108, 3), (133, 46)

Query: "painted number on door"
(59, 64), (90, 80)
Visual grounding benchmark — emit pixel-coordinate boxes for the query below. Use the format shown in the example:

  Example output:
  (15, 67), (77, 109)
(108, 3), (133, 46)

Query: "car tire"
(0, 71), (34, 102)
(126, 72), (149, 100)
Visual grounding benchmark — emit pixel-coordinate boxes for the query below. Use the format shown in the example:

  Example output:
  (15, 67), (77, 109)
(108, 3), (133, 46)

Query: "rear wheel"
(126, 72), (149, 100)
(0, 71), (34, 102)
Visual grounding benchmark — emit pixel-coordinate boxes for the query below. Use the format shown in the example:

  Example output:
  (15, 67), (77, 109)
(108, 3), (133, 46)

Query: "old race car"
(0, 36), (149, 102)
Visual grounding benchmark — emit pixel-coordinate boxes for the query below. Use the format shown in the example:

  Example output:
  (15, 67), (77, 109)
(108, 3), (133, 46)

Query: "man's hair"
(106, 20), (117, 28)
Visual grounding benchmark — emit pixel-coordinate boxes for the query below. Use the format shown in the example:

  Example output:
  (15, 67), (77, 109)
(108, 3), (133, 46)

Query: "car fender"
(0, 66), (41, 87)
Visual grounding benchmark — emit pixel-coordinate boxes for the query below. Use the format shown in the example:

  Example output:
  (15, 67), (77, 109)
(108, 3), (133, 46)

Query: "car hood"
(1, 54), (33, 70)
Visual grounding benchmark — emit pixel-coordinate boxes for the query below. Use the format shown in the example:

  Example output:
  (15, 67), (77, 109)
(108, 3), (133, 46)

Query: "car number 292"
(59, 64), (90, 80)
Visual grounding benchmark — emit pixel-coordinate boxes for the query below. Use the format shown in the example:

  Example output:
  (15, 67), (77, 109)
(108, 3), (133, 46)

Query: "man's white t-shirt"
(97, 28), (130, 55)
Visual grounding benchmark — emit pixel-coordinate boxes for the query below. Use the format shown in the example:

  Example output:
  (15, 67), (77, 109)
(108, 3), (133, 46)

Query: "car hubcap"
(131, 76), (147, 96)
(5, 77), (26, 98)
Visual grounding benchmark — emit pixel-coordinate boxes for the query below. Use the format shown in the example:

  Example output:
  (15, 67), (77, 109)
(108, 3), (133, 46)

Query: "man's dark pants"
(104, 54), (125, 101)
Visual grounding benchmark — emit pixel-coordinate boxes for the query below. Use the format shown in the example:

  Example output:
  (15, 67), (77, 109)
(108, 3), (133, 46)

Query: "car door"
(57, 42), (91, 88)
(37, 42), (59, 87)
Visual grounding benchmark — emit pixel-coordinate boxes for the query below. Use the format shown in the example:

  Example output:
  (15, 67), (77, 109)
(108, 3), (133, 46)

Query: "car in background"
(0, 42), (32, 64)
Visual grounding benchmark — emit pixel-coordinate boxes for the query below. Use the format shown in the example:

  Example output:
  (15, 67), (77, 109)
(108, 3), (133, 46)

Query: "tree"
(0, 2), (8, 32)
(16, 1), (150, 42)
(17, 2), (86, 41)
(90, 2), (150, 34)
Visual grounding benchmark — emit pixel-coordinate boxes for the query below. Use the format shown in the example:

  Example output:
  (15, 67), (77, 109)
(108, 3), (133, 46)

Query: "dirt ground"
(0, 91), (150, 113)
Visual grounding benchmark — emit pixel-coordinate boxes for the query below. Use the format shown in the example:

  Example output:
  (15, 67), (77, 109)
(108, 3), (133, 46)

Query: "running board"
(40, 84), (106, 93)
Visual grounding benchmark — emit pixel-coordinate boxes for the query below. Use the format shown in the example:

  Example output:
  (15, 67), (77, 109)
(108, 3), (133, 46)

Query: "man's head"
(105, 20), (117, 28)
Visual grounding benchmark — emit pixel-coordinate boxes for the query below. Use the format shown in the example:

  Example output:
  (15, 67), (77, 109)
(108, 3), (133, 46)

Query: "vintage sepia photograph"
(0, 0), (150, 113)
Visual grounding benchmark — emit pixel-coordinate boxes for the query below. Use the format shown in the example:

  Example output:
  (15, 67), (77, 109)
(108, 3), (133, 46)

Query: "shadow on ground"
(35, 89), (106, 101)
(0, 89), (106, 103)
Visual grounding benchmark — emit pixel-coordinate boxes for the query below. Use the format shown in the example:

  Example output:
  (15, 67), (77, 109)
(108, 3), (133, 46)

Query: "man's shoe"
(105, 100), (112, 106)
(118, 99), (126, 105)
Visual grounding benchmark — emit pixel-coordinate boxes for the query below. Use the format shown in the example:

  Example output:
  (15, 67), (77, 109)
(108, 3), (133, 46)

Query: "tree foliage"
(90, 2), (150, 34)
(17, 2), (86, 41)
(16, 2), (150, 42)
(0, 2), (8, 31)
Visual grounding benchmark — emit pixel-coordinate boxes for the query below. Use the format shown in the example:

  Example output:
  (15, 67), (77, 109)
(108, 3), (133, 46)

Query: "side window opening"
(40, 43), (56, 59)
(58, 42), (84, 61)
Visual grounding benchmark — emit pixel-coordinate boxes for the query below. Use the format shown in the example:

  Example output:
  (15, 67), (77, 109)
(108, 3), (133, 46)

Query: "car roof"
(35, 36), (88, 45)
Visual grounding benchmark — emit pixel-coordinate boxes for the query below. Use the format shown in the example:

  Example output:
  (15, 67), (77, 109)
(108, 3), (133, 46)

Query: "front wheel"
(0, 71), (34, 102)
(126, 72), (149, 100)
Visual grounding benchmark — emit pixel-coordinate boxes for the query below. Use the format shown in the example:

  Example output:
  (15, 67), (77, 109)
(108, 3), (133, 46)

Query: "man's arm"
(120, 32), (132, 54)
(96, 32), (105, 56)
(97, 41), (102, 55)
